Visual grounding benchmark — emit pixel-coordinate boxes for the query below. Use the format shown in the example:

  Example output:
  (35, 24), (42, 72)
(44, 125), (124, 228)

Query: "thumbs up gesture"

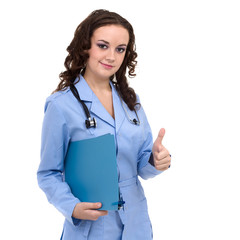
(152, 128), (171, 171)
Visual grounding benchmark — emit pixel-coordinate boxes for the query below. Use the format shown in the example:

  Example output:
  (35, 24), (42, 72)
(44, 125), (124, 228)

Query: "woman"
(37, 9), (171, 240)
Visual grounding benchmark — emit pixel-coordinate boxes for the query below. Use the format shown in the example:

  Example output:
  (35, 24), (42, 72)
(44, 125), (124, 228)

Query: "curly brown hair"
(54, 9), (139, 111)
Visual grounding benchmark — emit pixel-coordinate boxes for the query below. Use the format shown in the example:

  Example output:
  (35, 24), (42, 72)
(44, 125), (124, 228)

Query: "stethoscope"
(70, 82), (140, 209)
(70, 83), (140, 129)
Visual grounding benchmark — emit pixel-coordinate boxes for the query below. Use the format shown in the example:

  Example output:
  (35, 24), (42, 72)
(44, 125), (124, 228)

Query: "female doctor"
(37, 9), (171, 240)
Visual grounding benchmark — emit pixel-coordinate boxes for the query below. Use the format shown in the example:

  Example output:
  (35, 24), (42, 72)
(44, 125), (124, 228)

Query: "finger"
(155, 156), (171, 167)
(156, 128), (165, 147)
(154, 149), (169, 161)
(156, 163), (170, 171)
(83, 202), (102, 210)
(87, 210), (108, 221)
(97, 210), (108, 216)
(88, 209), (108, 216)
(155, 157), (171, 169)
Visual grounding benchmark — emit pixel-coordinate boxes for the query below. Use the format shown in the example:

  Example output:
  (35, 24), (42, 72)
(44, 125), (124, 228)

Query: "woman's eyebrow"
(118, 44), (127, 47)
(98, 39), (127, 47)
(98, 40), (109, 44)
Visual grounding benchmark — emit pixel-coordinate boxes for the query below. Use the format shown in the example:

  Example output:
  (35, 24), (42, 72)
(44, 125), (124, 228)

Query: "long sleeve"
(137, 105), (163, 179)
(37, 98), (80, 225)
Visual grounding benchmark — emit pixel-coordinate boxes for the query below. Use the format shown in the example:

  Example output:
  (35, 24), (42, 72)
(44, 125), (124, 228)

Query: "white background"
(1, 0), (239, 239)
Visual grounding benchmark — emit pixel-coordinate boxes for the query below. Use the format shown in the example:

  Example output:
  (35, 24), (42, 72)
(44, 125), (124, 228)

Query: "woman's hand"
(152, 128), (171, 171)
(72, 202), (108, 221)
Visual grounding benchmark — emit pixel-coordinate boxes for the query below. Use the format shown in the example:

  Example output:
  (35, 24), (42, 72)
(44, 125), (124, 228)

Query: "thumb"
(84, 202), (102, 210)
(156, 128), (165, 146)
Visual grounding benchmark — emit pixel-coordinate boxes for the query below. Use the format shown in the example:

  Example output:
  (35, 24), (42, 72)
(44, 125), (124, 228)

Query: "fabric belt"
(118, 176), (137, 188)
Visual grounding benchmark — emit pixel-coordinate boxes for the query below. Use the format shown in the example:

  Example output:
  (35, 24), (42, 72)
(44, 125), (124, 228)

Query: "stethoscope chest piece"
(85, 117), (97, 129)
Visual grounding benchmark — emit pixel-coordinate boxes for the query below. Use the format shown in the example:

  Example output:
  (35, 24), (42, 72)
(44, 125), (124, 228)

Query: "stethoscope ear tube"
(70, 82), (140, 128)
(70, 84), (97, 129)
(119, 97), (140, 126)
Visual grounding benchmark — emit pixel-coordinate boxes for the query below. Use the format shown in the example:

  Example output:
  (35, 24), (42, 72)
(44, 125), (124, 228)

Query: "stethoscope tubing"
(70, 82), (140, 129)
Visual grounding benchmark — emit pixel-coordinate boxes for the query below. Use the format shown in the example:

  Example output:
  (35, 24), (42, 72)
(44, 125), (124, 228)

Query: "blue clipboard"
(64, 134), (119, 210)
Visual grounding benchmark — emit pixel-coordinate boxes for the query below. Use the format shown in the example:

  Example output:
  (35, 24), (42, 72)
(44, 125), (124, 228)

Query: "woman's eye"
(116, 47), (126, 53)
(97, 44), (108, 49)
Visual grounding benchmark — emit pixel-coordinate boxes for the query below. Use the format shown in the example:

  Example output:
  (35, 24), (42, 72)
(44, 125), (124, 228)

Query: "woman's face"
(85, 24), (129, 81)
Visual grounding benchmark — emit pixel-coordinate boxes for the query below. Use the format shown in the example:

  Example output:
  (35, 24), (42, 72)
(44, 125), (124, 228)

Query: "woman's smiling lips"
(100, 62), (114, 69)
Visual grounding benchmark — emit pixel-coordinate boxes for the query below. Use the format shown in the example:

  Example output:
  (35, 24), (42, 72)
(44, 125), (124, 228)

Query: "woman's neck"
(83, 73), (111, 93)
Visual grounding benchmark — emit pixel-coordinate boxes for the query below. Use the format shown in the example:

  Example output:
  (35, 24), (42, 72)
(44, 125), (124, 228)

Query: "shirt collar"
(73, 74), (126, 132)
(74, 74), (94, 102)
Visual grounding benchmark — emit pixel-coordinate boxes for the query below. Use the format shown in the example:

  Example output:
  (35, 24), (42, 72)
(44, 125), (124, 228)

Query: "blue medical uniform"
(37, 75), (162, 240)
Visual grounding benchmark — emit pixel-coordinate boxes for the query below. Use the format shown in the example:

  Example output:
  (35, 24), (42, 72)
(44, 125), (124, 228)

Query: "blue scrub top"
(37, 75), (162, 239)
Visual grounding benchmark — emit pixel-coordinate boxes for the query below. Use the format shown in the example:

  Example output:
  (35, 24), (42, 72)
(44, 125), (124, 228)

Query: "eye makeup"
(97, 43), (108, 49)
(96, 40), (127, 53)
(116, 47), (126, 53)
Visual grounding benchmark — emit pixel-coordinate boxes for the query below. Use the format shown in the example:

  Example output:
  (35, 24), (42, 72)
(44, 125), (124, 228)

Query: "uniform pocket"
(61, 219), (92, 240)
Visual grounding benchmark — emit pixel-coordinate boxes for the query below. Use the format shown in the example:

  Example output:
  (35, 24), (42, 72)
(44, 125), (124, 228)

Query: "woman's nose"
(105, 49), (115, 62)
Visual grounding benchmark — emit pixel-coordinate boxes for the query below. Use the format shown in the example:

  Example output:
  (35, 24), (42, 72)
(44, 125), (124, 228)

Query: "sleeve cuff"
(148, 152), (155, 166)
(72, 217), (82, 226)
